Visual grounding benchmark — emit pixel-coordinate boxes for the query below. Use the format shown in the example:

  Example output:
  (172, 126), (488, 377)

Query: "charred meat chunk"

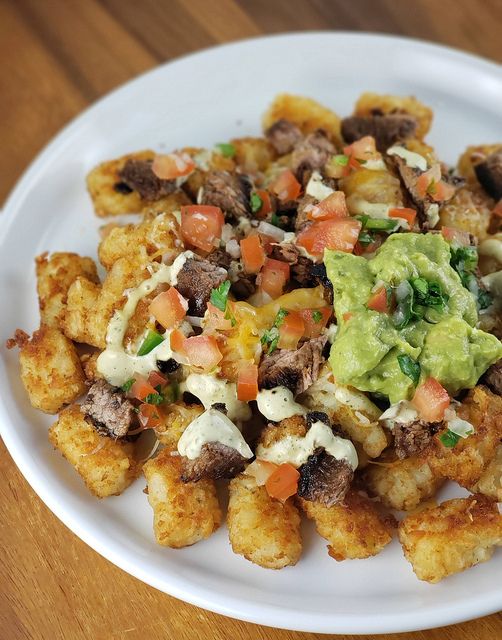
(341, 114), (417, 152)
(482, 359), (502, 396)
(393, 421), (439, 459)
(295, 194), (317, 233)
(175, 256), (227, 316)
(181, 442), (247, 482)
(265, 118), (303, 155)
(310, 262), (333, 304)
(298, 447), (354, 506)
(157, 358), (180, 374)
(305, 411), (330, 428)
(291, 130), (335, 182)
(201, 170), (252, 220)
(291, 256), (316, 287)
(259, 335), (327, 395)
(270, 242), (300, 264)
(474, 151), (502, 200)
(81, 379), (136, 439)
(231, 272), (256, 300)
(118, 159), (176, 201)
(206, 248), (232, 270)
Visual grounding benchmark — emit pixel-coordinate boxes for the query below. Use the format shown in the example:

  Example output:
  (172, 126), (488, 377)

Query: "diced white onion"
(257, 221), (285, 241)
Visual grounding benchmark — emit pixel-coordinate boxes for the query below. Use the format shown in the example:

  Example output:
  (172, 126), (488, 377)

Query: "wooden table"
(1, 1), (501, 638)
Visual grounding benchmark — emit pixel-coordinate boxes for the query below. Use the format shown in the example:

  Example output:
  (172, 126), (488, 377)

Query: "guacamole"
(325, 233), (502, 403)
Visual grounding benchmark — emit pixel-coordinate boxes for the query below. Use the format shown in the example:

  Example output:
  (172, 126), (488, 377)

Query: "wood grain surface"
(1, 1), (501, 638)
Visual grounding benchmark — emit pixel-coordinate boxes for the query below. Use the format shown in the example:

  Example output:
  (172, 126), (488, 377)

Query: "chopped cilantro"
(397, 354), (421, 386)
(450, 245), (492, 310)
(393, 279), (448, 329)
(261, 308), (289, 354)
(477, 288), (493, 310)
(137, 330), (164, 356)
(250, 192), (263, 214)
(410, 278), (449, 310)
(312, 310), (323, 323)
(333, 154), (349, 166)
(439, 430), (461, 448)
(224, 305), (237, 327)
(144, 392), (165, 405)
(210, 280), (231, 312)
(358, 230), (375, 247)
(121, 378), (135, 393)
(357, 215), (398, 232)
(215, 142), (236, 158)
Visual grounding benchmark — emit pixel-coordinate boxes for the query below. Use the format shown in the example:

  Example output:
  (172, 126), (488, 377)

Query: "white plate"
(1, 32), (502, 634)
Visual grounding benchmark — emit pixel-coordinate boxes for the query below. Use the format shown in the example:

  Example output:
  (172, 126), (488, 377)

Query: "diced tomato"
(170, 328), (187, 353)
(138, 403), (163, 429)
(297, 218), (362, 257)
(240, 235), (266, 274)
(416, 165), (442, 198)
(149, 287), (188, 329)
(367, 286), (390, 313)
(270, 170), (301, 202)
(237, 363), (258, 401)
(205, 302), (233, 331)
(184, 335), (222, 371)
(299, 308), (331, 338)
(258, 233), (277, 255)
(244, 459), (278, 486)
(433, 180), (456, 202)
(389, 207), (417, 227)
(152, 152), (195, 180)
(441, 226), (471, 246)
(277, 312), (305, 350)
(343, 312), (353, 322)
(147, 371), (167, 388)
(412, 378), (450, 422)
(308, 191), (349, 221)
(258, 258), (290, 299)
(180, 205), (224, 253)
(343, 136), (378, 169)
(265, 463), (300, 502)
(254, 189), (273, 218)
(492, 199), (502, 218)
(130, 376), (158, 401)
(353, 241), (364, 256)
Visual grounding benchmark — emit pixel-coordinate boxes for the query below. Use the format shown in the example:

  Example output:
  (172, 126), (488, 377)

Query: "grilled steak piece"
(265, 118), (303, 155)
(201, 170), (252, 220)
(259, 335), (327, 395)
(295, 194), (317, 232)
(206, 248), (232, 270)
(270, 242), (301, 264)
(298, 447), (354, 506)
(269, 243), (315, 287)
(393, 420), (439, 459)
(157, 358), (180, 374)
(118, 159), (176, 201)
(231, 272), (256, 300)
(310, 262), (333, 304)
(475, 151), (502, 200)
(341, 114), (417, 152)
(175, 256), (227, 316)
(482, 359), (502, 396)
(305, 411), (331, 428)
(81, 379), (136, 439)
(181, 442), (247, 482)
(291, 130), (335, 181)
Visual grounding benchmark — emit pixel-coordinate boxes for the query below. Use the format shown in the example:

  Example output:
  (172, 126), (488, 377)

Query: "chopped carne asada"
(265, 118), (303, 155)
(181, 442), (247, 482)
(258, 335), (328, 395)
(291, 130), (335, 182)
(201, 170), (252, 220)
(175, 256), (227, 316)
(230, 272), (256, 300)
(482, 359), (502, 396)
(295, 194), (317, 232)
(298, 447), (354, 506)
(81, 379), (136, 439)
(393, 420), (440, 459)
(341, 114), (417, 152)
(119, 159), (176, 201)
(474, 151), (502, 200)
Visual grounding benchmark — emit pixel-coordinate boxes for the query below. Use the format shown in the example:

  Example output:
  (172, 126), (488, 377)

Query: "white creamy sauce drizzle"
(177, 408), (253, 460)
(482, 270), (502, 299)
(447, 417), (474, 438)
(306, 170), (335, 201)
(379, 400), (419, 429)
(479, 237), (502, 264)
(324, 323), (338, 344)
(333, 386), (377, 413)
(256, 386), (306, 422)
(183, 373), (251, 422)
(387, 145), (428, 171)
(256, 420), (358, 470)
(361, 157), (387, 171)
(425, 203), (440, 228)
(97, 251), (193, 386)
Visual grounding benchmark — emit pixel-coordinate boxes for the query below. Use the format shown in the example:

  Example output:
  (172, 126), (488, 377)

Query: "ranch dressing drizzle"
(182, 373), (251, 422)
(256, 386), (306, 422)
(256, 420), (358, 470)
(97, 251), (193, 386)
(177, 408), (253, 460)
(387, 145), (428, 171)
(479, 237), (502, 264)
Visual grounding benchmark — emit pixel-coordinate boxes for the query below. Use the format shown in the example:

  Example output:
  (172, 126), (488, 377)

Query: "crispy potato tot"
(478, 232), (502, 275)
(63, 249), (150, 348)
(299, 489), (394, 560)
(457, 144), (502, 186)
(301, 364), (388, 459)
(354, 93), (433, 139)
(15, 326), (87, 414)
(98, 211), (182, 270)
(258, 415), (306, 447)
(398, 495), (502, 583)
(228, 473), (302, 569)
(155, 402), (204, 448)
(86, 150), (155, 217)
(364, 453), (444, 511)
(80, 351), (102, 382)
(428, 386), (502, 488)
(143, 448), (221, 548)
(36, 252), (99, 327)
(262, 93), (342, 145)
(439, 186), (493, 241)
(470, 444), (502, 501)
(341, 168), (403, 210)
(49, 405), (140, 497)
(231, 137), (276, 173)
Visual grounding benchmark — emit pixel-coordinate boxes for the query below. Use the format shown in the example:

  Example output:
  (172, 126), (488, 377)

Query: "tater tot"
(143, 449), (221, 548)
(227, 473), (302, 569)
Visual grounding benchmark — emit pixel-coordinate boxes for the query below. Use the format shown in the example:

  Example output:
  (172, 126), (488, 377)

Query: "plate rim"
(1, 31), (502, 634)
